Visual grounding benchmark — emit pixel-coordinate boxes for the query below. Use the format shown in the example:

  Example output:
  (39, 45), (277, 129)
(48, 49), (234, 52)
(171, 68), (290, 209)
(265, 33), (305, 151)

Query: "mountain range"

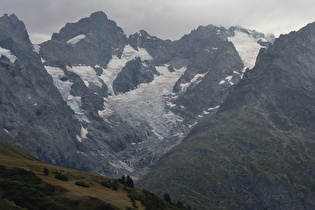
(1, 10), (315, 209)
(0, 11), (272, 180)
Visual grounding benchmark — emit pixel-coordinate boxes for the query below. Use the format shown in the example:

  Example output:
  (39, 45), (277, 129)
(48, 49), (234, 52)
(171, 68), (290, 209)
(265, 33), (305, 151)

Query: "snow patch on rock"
(67, 65), (102, 88)
(180, 72), (208, 92)
(67, 34), (86, 45)
(0, 46), (17, 63)
(99, 44), (153, 95)
(44, 66), (89, 122)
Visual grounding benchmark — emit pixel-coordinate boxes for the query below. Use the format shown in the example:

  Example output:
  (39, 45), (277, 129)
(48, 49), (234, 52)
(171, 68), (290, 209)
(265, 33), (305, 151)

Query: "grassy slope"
(0, 138), (179, 210)
(0, 139), (136, 209)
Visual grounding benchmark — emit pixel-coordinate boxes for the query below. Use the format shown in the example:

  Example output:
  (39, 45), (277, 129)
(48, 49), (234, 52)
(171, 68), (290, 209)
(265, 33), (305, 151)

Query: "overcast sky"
(1, 0), (315, 44)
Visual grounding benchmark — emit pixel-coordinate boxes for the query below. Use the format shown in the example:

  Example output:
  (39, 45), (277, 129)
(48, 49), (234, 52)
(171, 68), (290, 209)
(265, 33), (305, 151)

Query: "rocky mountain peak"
(51, 11), (123, 42)
(0, 13), (30, 47)
(41, 11), (127, 68)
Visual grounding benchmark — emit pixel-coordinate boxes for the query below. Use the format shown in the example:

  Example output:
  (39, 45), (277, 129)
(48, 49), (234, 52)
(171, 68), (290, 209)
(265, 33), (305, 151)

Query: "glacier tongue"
(228, 30), (266, 70)
(101, 65), (187, 140)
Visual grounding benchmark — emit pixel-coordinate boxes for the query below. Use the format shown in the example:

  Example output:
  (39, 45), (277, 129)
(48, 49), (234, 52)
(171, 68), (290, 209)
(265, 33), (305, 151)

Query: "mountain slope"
(0, 137), (189, 210)
(137, 22), (315, 209)
(0, 14), (93, 170)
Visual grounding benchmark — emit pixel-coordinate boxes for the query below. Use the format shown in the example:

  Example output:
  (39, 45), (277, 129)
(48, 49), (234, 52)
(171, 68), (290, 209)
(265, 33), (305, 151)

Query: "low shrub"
(54, 174), (68, 181)
(75, 181), (89, 188)
(101, 181), (111, 188)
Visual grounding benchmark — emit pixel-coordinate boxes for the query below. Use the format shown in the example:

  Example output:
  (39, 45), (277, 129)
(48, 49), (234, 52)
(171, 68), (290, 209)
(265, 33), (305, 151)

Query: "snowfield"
(99, 65), (187, 141)
(228, 30), (267, 70)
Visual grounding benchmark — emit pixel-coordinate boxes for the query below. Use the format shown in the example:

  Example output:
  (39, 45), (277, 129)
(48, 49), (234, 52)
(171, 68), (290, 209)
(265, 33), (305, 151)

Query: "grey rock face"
(137, 22), (315, 209)
(0, 14), (89, 170)
(113, 57), (158, 94)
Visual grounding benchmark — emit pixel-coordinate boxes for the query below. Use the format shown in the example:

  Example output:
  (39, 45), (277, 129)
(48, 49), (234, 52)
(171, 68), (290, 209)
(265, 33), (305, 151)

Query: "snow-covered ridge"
(0, 46), (17, 63)
(228, 30), (267, 70)
(67, 34), (86, 45)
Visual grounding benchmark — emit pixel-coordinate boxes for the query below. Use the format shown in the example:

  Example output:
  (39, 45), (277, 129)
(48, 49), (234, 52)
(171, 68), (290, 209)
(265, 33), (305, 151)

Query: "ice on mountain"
(228, 30), (265, 70)
(104, 65), (187, 141)
(44, 66), (89, 122)
(67, 34), (86, 45)
(188, 122), (198, 128)
(180, 72), (208, 92)
(67, 95), (81, 113)
(225, 75), (233, 81)
(0, 46), (17, 63)
(166, 101), (176, 108)
(203, 110), (210, 115)
(67, 65), (102, 88)
(208, 105), (220, 111)
(76, 135), (82, 142)
(44, 66), (72, 100)
(219, 75), (234, 85)
(99, 44), (153, 95)
(80, 125), (88, 139)
(33, 44), (40, 53)
(233, 71), (241, 76)
(98, 99), (114, 119)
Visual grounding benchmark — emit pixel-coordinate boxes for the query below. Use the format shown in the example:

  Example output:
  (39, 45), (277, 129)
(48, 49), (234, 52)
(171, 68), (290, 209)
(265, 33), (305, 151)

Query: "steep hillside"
(0, 14), (96, 171)
(137, 22), (315, 209)
(0, 137), (189, 210)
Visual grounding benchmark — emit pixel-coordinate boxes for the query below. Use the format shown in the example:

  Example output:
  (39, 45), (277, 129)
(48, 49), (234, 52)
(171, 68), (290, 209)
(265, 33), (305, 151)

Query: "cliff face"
(0, 14), (89, 169)
(137, 22), (315, 209)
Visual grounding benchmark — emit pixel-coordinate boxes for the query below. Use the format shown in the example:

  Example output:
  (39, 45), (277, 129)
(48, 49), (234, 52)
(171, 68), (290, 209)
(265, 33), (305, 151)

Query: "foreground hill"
(137, 22), (315, 209)
(0, 136), (188, 210)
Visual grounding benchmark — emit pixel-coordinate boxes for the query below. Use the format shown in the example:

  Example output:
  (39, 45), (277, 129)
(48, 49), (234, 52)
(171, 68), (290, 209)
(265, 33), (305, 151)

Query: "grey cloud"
(1, 0), (315, 43)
